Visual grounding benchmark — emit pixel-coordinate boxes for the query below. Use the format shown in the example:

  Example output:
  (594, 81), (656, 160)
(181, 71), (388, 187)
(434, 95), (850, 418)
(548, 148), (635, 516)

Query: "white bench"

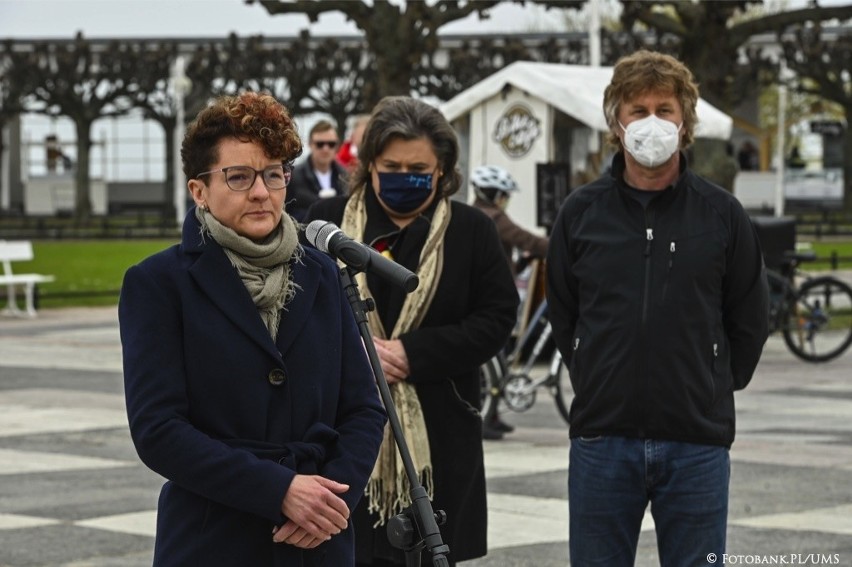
(0, 240), (55, 317)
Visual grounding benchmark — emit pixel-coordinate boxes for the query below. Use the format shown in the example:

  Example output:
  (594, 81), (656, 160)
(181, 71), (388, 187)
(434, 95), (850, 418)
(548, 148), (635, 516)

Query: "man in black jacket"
(287, 120), (348, 221)
(546, 50), (769, 567)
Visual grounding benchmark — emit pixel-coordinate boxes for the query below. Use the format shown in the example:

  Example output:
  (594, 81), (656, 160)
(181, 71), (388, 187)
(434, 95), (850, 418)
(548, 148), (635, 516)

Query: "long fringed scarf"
(196, 207), (302, 341)
(341, 185), (451, 526)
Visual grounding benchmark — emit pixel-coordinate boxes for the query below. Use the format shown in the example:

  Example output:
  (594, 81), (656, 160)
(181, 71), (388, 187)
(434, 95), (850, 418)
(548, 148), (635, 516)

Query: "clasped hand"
(272, 474), (350, 548)
(373, 337), (410, 384)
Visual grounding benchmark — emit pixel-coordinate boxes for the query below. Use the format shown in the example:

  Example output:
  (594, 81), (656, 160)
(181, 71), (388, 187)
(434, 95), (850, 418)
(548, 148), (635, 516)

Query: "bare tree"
(0, 40), (36, 211)
(240, 31), (372, 129)
(781, 19), (852, 212)
(25, 33), (140, 219)
(246, 0), (583, 99)
(180, 33), (366, 135)
(617, 1), (852, 199)
(184, 42), (230, 119)
(618, 1), (852, 111)
(129, 40), (180, 216)
(420, 34), (588, 102)
(293, 34), (377, 130)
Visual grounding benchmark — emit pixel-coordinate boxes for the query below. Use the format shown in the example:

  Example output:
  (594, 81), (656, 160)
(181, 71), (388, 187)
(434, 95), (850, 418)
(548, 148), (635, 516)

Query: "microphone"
(305, 220), (419, 293)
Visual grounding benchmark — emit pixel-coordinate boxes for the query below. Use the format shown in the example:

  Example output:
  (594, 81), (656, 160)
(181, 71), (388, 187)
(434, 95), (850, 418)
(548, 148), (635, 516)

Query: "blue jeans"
(569, 436), (729, 567)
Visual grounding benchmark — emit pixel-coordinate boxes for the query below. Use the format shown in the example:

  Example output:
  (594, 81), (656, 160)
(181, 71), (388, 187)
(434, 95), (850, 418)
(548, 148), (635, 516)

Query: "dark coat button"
(268, 368), (286, 386)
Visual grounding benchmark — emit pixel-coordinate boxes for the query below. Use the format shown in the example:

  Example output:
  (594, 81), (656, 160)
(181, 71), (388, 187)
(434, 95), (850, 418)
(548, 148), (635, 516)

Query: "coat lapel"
(181, 208), (323, 361)
(182, 209), (279, 361)
(189, 243), (284, 362)
(274, 251), (321, 357)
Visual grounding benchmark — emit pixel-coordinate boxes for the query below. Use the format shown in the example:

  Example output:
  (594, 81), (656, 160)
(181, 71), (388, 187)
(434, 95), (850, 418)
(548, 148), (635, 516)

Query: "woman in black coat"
(119, 92), (386, 566)
(305, 96), (518, 566)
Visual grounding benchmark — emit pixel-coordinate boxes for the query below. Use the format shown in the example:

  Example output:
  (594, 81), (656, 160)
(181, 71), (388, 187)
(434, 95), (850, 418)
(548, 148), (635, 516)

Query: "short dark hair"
(181, 91), (302, 180)
(351, 96), (462, 198)
(309, 119), (337, 141)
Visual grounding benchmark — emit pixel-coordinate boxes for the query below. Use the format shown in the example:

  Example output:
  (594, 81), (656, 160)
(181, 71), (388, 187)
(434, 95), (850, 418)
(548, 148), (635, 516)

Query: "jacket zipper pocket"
(706, 342), (719, 412)
(569, 336), (584, 398)
(641, 227), (654, 325)
(661, 241), (675, 301)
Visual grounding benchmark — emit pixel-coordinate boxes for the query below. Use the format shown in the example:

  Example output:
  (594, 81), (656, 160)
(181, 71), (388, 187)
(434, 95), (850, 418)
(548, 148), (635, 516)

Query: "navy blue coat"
(119, 210), (386, 566)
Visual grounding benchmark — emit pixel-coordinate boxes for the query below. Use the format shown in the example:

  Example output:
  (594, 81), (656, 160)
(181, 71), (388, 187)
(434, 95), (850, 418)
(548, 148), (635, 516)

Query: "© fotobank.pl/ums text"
(707, 553), (842, 565)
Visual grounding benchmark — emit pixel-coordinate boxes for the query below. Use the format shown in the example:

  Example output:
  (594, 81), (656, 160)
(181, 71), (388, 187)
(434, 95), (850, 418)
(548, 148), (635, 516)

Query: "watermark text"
(706, 553), (841, 565)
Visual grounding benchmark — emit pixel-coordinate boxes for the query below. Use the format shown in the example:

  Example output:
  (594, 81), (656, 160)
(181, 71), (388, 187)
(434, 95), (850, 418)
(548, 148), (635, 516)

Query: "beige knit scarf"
(196, 207), (302, 341)
(341, 185), (451, 526)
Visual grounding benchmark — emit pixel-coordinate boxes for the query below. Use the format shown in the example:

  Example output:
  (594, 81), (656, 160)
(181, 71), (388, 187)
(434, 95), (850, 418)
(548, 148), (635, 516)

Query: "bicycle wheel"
(550, 350), (573, 426)
(479, 354), (506, 421)
(783, 276), (852, 363)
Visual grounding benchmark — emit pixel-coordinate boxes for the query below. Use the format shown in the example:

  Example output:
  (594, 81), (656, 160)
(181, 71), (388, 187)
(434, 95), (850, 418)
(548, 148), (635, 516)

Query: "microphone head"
(305, 220), (340, 253)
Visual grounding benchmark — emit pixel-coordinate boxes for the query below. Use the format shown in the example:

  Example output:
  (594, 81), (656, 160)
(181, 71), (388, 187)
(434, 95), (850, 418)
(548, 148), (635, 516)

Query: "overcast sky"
(0, 0), (840, 40)
(0, 0), (569, 39)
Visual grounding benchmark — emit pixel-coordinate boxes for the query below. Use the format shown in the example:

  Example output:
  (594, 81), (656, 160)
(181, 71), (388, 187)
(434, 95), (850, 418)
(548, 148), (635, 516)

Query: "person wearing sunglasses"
(118, 91), (386, 566)
(287, 119), (348, 221)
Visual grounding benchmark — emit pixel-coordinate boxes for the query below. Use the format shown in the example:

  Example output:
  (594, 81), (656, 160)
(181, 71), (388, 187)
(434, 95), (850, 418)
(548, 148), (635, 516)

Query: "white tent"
(441, 61), (733, 140)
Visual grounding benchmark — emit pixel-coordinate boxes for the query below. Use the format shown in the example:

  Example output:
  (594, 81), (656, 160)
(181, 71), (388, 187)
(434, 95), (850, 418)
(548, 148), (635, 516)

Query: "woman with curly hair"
(119, 91), (386, 566)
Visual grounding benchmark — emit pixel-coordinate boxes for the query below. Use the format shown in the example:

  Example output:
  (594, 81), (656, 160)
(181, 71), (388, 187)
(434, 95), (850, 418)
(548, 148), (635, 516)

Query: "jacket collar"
(611, 151), (690, 207)
(181, 207), (321, 361)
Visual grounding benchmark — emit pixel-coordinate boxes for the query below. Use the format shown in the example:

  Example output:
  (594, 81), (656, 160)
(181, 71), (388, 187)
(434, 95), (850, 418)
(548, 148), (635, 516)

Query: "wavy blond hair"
(603, 50), (700, 150)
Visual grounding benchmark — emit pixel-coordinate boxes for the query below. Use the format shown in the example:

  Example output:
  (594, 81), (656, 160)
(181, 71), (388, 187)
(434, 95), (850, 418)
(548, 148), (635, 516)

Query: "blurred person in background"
(336, 114), (370, 172)
(287, 119), (348, 222)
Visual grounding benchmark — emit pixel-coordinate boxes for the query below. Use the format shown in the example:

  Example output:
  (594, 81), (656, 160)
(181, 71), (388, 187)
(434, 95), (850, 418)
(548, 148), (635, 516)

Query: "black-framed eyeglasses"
(312, 140), (338, 149)
(196, 164), (292, 192)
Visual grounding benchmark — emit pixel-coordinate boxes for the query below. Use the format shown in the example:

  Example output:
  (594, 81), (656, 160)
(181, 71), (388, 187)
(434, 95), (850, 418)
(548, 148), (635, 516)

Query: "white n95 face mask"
(620, 115), (682, 168)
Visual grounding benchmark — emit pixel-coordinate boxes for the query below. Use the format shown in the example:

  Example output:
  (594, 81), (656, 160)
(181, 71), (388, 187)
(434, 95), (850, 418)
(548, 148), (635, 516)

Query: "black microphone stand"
(337, 266), (450, 567)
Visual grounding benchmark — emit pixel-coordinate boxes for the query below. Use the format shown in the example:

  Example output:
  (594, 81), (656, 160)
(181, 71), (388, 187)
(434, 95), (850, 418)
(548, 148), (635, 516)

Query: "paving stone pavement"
(1, 306), (851, 566)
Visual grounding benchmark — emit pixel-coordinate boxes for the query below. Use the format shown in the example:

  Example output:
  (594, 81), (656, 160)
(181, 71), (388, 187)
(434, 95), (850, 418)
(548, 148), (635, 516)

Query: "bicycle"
(766, 250), (852, 363)
(752, 215), (852, 363)
(479, 298), (572, 426)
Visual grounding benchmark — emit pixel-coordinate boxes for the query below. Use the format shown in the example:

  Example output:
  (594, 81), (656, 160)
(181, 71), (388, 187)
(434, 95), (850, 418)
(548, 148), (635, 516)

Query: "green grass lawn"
(801, 240), (852, 271)
(4, 239), (178, 309)
(3, 237), (852, 310)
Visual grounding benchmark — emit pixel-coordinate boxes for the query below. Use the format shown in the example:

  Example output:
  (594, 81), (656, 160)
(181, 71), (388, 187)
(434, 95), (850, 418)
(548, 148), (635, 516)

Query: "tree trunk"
(73, 120), (93, 221)
(363, 18), (417, 98)
(163, 121), (177, 219)
(332, 110), (349, 143)
(0, 123), (5, 212)
(373, 49), (415, 97)
(843, 116), (852, 216)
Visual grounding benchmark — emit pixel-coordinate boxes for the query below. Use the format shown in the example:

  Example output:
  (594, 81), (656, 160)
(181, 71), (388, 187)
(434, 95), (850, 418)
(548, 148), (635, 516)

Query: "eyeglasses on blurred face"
(196, 164), (292, 192)
(312, 140), (338, 150)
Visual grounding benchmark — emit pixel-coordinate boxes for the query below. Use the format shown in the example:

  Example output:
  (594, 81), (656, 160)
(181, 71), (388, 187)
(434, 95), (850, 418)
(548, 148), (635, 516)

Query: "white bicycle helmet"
(471, 165), (519, 193)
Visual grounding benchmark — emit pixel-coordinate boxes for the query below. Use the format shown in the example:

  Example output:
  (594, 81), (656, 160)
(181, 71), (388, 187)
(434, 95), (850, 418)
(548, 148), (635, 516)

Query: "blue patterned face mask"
(377, 172), (434, 214)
